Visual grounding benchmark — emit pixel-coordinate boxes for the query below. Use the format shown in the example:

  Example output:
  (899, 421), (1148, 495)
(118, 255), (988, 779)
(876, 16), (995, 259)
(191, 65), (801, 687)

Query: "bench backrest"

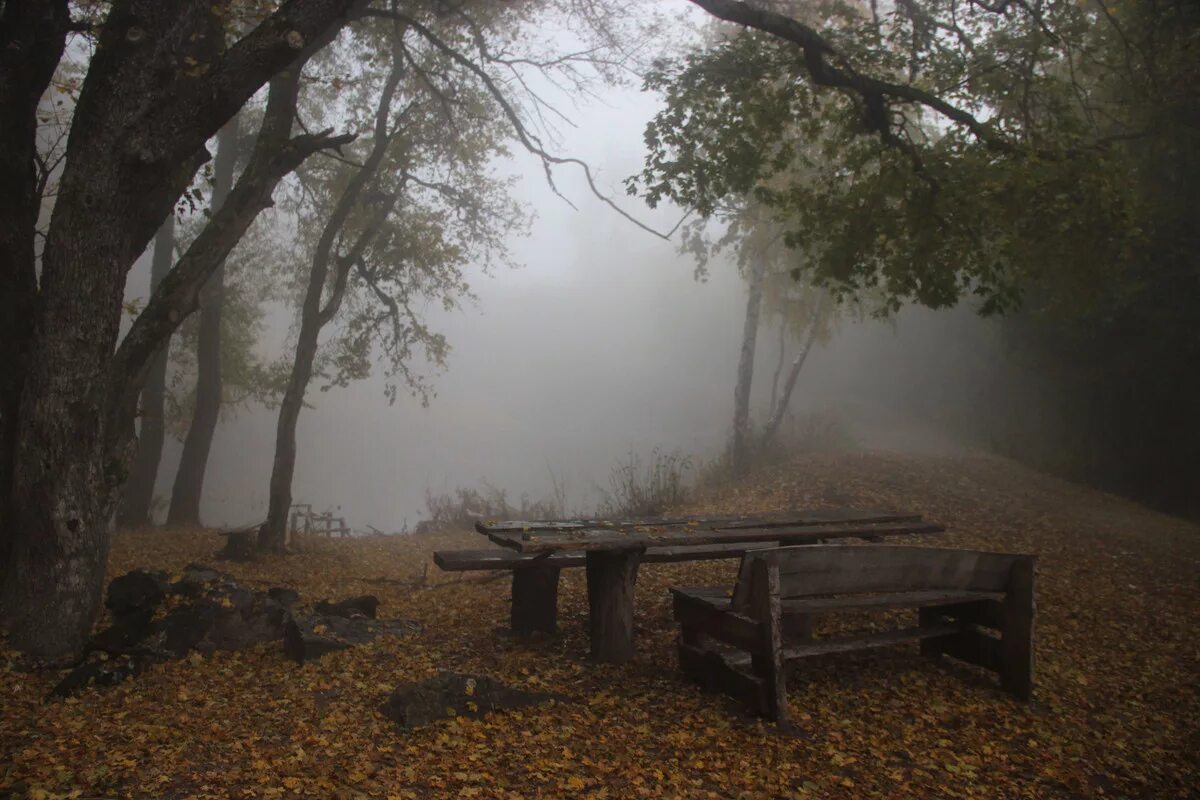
(731, 545), (1034, 610)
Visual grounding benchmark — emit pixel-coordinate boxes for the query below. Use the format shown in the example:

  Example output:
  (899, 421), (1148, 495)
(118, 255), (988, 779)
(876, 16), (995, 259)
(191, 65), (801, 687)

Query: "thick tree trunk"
(1, 1), (362, 657)
(168, 118), (240, 527)
(117, 217), (176, 528)
(731, 257), (768, 476)
(0, 0), (70, 594)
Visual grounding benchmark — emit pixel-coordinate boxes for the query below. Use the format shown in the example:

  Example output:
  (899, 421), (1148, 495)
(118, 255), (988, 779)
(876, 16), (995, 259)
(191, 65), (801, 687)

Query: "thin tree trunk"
(761, 313), (822, 446)
(118, 217), (176, 528)
(168, 118), (240, 527)
(731, 256), (768, 476)
(767, 317), (786, 422)
(259, 42), (406, 552)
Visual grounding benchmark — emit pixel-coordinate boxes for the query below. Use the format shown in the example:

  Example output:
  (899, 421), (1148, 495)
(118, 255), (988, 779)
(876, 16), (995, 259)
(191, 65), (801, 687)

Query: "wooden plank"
(677, 641), (768, 715)
(939, 628), (1003, 673)
(434, 541), (779, 573)
(779, 621), (968, 660)
(477, 508), (917, 535)
(671, 590), (761, 650)
(491, 520), (943, 554)
(779, 590), (1005, 614)
(749, 557), (788, 722)
(761, 545), (1031, 596)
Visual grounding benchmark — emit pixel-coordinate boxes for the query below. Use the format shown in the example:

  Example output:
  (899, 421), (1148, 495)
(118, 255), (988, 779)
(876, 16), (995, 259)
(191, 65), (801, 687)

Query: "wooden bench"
(670, 545), (1036, 722)
(434, 542), (780, 636)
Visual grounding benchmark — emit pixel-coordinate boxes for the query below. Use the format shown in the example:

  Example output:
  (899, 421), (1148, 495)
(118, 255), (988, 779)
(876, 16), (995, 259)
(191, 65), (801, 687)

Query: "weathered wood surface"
(485, 520), (943, 554)
(672, 545), (1038, 720)
(477, 508), (918, 535)
(585, 550), (641, 663)
(764, 544), (1026, 595)
(511, 565), (560, 636)
(433, 541), (779, 572)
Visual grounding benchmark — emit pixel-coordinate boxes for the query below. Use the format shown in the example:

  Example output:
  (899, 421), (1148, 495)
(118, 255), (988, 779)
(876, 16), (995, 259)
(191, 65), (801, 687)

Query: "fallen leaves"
(1, 451), (1198, 798)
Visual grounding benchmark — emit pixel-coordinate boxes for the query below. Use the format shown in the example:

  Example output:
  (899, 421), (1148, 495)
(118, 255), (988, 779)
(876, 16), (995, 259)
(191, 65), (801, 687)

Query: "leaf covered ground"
(2, 451), (1197, 799)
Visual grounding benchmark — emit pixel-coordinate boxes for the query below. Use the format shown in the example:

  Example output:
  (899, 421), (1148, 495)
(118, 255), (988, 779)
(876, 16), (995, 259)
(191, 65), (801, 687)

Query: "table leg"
(585, 549), (642, 663)
(511, 565), (560, 636)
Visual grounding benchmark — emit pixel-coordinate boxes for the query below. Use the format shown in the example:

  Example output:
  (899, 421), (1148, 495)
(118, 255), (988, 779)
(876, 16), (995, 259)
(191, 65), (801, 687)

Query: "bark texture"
(0, 0), (70, 582)
(168, 117), (240, 526)
(118, 217), (176, 528)
(1, 0), (364, 658)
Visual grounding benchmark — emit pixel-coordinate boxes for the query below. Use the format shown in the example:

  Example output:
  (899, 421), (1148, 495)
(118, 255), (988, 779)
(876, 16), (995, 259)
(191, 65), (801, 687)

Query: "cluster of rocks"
(52, 565), (419, 698)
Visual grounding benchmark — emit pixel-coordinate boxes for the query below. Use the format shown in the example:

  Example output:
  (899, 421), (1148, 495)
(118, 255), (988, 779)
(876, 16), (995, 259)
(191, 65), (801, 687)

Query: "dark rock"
(380, 672), (566, 729)
(170, 564), (229, 597)
(88, 607), (156, 653)
(105, 569), (168, 618)
(268, 587), (300, 607)
(284, 614), (419, 664)
(50, 652), (156, 698)
(314, 595), (379, 619)
(217, 529), (257, 562)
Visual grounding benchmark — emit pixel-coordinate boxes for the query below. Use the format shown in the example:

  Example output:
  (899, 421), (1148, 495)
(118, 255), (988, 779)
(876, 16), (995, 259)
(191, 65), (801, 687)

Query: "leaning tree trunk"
(117, 217), (177, 528)
(259, 46), (406, 553)
(731, 256), (768, 476)
(168, 117), (240, 527)
(760, 309), (823, 447)
(1, 0), (361, 657)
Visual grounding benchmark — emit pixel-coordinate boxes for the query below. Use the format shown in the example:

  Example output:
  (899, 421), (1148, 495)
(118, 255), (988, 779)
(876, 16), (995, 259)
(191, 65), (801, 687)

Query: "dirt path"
(2, 450), (1197, 799)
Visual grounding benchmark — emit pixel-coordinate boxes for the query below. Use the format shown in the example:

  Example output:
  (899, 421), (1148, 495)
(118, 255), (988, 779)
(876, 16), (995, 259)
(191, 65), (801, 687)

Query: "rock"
(380, 672), (567, 729)
(105, 569), (168, 619)
(217, 529), (256, 562)
(314, 595), (379, 619)
(50, 653), (155, 698)
(283, 614), (419, 664)
(170, 563), (230, 598)
(268, 587), (300, 607)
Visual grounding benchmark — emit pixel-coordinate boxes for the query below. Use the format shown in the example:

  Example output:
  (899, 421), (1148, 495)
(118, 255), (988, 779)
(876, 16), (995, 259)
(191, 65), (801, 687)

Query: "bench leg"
(511, 565), (560, 636)
(918, 606), (945, 659)
(1000, 558), (1035, 700)
(585, 549), (641, 663)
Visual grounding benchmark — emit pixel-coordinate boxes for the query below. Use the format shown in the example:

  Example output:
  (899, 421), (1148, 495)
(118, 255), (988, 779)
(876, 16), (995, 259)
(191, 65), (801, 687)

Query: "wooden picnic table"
(476, 509), (944, 663)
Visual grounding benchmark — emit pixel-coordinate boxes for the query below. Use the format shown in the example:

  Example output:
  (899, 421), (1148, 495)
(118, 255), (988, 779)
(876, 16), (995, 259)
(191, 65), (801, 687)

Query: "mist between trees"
(1, 0), (1197, 661)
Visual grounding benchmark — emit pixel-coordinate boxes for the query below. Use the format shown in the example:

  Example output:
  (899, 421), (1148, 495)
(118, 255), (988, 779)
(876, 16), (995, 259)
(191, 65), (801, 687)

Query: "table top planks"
(476, 511), (944, 554)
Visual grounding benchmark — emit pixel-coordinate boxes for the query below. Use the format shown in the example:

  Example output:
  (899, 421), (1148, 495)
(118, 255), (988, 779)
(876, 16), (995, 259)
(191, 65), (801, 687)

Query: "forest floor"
(2, 449), (1198, 799)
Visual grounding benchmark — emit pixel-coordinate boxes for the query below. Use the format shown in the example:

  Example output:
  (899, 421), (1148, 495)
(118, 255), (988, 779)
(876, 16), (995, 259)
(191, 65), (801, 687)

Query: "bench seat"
(671, 545), (1036, 722)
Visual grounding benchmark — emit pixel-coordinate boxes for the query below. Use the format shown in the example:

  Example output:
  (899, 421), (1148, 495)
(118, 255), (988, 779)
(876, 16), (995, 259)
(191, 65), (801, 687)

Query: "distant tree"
(117, 217), (177, 528)
(168, 116), (242, 527)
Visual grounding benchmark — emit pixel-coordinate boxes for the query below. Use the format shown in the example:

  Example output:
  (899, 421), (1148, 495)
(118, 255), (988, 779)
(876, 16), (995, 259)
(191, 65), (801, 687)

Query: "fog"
(122, 6), (1001, 532)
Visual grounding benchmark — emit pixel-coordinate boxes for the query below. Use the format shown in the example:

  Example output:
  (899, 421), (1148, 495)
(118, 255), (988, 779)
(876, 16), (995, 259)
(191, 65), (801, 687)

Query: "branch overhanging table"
(475, 509), (944, 663)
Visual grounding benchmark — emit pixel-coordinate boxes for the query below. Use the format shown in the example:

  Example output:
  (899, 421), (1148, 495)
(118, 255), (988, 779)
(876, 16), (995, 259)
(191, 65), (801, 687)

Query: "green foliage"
(629, 1), (1161, 316)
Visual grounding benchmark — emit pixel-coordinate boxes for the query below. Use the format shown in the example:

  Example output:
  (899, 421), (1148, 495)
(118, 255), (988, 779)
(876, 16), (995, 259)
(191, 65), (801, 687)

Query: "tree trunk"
(0, 0), (70, 594)
(731, 256), (768, 476)
(760, 311), (822, 447)
(117, 217), (176, 528)
(259, 45), (407, 553)
(1, 1), (362, 657)
(168, 117), (240, 527)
